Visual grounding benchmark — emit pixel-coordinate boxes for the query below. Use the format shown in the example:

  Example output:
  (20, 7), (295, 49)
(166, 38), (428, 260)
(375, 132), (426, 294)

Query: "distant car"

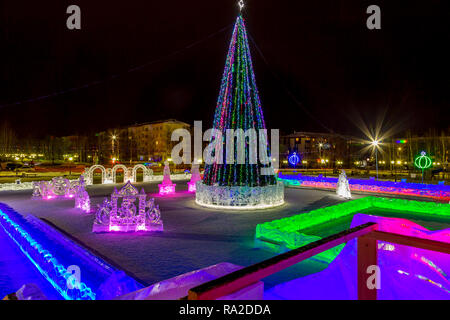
(6, 163), (23, 171)
(144, 162), (158, 167)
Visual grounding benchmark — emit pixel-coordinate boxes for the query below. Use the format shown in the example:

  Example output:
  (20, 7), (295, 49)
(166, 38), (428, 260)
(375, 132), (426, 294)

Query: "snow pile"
(0, 182), (34, 191)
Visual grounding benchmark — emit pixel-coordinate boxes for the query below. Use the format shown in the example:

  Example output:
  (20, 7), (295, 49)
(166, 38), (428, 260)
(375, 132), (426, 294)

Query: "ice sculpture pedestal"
(158, 183), (176, 196)
(336, 170), (352, 199)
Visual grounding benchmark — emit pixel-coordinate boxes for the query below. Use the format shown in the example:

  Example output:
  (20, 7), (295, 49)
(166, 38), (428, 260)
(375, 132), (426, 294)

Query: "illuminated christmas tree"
(202, 13), (277, 188)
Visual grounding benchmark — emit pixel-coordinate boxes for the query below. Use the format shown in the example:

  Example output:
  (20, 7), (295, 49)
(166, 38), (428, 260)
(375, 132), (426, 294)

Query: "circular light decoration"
(288, 152), (300, 167)
(414, 151), (432, 170)
(238, 0), (245, 11)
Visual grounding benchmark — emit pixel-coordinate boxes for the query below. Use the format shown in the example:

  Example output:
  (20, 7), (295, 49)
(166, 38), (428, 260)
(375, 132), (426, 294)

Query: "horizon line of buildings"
(0, 119), (449, 170)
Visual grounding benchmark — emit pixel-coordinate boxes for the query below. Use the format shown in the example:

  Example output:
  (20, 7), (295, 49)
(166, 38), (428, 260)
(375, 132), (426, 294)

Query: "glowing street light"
(111, 133), (118, 159)
(68, 157), (74, 176)
(371, 140), (380, 180)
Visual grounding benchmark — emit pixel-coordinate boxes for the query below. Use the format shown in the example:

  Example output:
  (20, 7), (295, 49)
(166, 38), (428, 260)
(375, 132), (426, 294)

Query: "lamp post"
(112, 135), (117, 160)
(68, 157), (73, 177)
(372, 140), (379, 180)
(318, 143), (324, 177)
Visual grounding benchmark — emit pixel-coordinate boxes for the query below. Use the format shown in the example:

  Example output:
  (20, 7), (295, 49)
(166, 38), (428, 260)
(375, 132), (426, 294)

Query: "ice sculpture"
(32, 176), (82, 200)
(158, 161), (176, 195)
(15, 284), (48, 300)
(197, 14), (284, 210)
(97, 271), (141, 300)
(84, 165), (107, 185)
(116, 262), (263, 300)
(188, 162), (202, 192)
(277, 172), (450, 202)
(84, 164), (154, 185)
(131, 164), (153, 183)
(93, 181), (163, 233)
(336, 170), (351, 199)
(74, 176), (91, 213)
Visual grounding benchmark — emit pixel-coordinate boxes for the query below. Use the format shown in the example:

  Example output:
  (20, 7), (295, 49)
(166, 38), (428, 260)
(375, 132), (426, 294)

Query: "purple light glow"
(188, 182), (196, 192)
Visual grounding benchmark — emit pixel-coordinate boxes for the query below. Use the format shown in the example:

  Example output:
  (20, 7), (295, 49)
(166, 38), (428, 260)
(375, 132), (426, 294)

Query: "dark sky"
(1, 0), (449, 139)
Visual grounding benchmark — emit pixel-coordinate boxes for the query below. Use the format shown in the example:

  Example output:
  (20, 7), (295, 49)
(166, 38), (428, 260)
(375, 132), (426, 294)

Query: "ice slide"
(265, 213), (450, 300)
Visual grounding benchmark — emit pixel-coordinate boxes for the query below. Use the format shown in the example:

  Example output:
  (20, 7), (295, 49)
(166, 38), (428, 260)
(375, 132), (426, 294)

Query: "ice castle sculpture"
(336, 170), (352, 199)
(93, 181), (163, 233)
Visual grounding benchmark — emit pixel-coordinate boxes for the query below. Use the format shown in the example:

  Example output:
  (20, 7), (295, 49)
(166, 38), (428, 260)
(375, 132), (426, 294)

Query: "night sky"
(1, 0), (449, 139)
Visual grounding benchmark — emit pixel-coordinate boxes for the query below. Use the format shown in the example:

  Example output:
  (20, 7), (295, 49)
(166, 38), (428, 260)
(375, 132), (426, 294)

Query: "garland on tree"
(203, 15), (276, 188)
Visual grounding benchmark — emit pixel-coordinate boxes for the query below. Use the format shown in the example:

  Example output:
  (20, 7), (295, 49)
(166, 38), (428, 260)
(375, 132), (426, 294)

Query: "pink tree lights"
(158, 161), (176, 196)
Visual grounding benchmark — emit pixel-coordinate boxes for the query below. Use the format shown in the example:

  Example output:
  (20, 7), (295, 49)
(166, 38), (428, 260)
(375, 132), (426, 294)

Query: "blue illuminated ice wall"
(0, 203), (143, 300)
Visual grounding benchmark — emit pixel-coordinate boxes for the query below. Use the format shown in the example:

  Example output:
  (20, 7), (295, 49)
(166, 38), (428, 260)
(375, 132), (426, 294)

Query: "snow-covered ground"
(1, 182), (447, 293)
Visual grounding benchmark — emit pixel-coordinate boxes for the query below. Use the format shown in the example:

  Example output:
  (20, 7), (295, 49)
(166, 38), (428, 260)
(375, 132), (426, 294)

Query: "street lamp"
(111, 134), (117, 159)
(68, 157), (73, 177)
(129, 135), (133, 165)
(371, 140), (380, 180)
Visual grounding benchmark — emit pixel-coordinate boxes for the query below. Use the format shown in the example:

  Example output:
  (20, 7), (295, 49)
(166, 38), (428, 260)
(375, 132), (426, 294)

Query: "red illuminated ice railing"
(187, 223), (450, 300)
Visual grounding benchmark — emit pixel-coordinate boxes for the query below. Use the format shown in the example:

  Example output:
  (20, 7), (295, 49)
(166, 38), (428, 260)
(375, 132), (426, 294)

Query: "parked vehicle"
(6, 163), (23, 171)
